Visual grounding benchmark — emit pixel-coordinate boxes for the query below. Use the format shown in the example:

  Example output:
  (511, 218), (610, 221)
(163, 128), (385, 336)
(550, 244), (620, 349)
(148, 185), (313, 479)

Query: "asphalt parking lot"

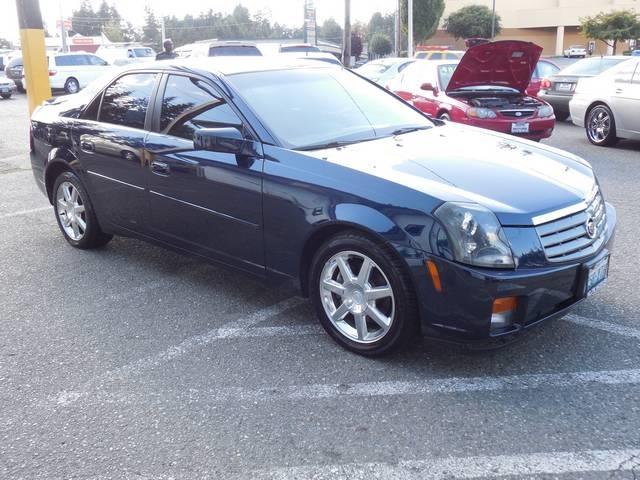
(1, 91), (639, 479)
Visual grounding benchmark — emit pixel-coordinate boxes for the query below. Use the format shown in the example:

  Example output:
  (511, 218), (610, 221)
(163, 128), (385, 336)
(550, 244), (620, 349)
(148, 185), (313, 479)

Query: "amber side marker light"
(491, 297), (518, 331)
(426, 260), (442, 293)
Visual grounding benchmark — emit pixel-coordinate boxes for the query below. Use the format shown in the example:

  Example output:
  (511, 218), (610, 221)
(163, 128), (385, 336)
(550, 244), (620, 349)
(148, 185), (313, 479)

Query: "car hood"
(305, 124), (595, 226)
(447, 40), (542, 94)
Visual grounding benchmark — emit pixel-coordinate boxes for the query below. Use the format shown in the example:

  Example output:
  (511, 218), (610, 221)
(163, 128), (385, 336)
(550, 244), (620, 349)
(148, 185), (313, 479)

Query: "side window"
(87, 55), (107, 66)
(82, 94), (102, 121)
(429, 53), (443, 60)
(445, 53), (458, 60)
(160, 75), (243, 141)
(615, 61), (638, 84)
(99, 73), (157, 130)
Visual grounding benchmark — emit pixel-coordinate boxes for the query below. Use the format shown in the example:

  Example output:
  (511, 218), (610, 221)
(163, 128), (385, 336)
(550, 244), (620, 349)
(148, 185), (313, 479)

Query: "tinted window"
(55, 55), (88, 66)
(133, 48), (154, 57)
(87, 55), (107, 66)
(229, 68), (432, 149)
(561, 57), (627, 76)
(160, 75), (242, 140)
(445, 53), (458, 60)
(209, 46), (262, 56)
(438, 64), (457, 89)
(429, 53), (443, 60)
(280, 46), (320, 53)
(414, 52), (428, 59)
(99, 73), (157, 129)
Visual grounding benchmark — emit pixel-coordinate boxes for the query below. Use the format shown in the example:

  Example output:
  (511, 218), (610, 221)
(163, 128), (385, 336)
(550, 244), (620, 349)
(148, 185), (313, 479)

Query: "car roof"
(122, 56), (338, 77)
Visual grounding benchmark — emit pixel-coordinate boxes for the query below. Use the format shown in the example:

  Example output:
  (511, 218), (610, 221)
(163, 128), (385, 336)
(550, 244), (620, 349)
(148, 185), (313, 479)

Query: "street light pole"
(408, 0), (414, 58)
(342, 0), (351, 67)
(491, 0), (496, 39)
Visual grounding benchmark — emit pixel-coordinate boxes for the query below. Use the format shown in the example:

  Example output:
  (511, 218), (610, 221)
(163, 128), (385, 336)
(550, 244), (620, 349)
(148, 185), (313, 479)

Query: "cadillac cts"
(30, 58), (615, 356)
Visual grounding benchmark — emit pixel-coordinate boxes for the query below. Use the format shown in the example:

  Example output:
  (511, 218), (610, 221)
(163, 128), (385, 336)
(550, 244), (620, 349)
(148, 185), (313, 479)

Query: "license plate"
(511, 122), (530, 133)
(557, 83), (573, 92)
(586, 255), (609, 296)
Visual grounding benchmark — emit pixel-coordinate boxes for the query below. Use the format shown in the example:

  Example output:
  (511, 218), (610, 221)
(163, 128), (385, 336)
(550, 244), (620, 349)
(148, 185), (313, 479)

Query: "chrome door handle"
(80, 140), (94, 153)
(615, 88), (623, 94)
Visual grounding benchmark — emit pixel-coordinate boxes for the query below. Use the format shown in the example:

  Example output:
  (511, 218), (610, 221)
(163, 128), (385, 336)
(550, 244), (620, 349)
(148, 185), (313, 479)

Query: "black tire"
(1, 94), (10, 99)
(309, 231), (418, 357)
(438, 112), (451, 121)
(52, 170), (113, 249)
(64, 77), (80, 94)
(586, 104), (618, 147)
(554, 111), (570, 122)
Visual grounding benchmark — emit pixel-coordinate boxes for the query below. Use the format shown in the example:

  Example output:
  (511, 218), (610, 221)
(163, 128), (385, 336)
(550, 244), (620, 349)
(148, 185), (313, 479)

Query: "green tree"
(444, 5), (502, 40)
(72, 0), (100, 36)
(142, 6), (161, 50)
(581, 10), (640, 54)
(319, 18), (343, 42)
(369, 33), (392, 56)
(368, 12), (395, 41)
(351, 33), (363, 58)
(400, 0), (445, 46)
(103, 21), (124, 42)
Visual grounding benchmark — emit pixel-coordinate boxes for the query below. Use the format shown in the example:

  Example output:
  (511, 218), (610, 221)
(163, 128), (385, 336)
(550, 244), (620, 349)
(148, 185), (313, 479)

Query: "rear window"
(132, 48), (154, 57)
(280, 46), (320, 53)
(560, 57), (627, 76)
(209, 46), (262, 57)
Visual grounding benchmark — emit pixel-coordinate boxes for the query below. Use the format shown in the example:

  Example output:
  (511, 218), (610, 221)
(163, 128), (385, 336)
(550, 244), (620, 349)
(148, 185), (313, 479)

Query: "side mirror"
(194, 127), (261, 156)
(420, 82), (438, 94)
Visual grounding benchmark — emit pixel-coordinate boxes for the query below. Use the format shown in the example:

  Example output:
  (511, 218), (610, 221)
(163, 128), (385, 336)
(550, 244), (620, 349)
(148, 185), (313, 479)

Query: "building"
(430, 0), (639, 56)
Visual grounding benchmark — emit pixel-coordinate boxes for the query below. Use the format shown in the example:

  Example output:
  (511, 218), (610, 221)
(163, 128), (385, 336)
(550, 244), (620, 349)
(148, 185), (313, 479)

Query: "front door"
(75, 72), (158, 231)
(144, 74), (264, 274)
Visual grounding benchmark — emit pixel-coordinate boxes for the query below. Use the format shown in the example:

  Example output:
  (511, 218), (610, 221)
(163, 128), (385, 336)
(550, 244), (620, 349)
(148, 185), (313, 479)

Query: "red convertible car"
(389, 41), (556, 141)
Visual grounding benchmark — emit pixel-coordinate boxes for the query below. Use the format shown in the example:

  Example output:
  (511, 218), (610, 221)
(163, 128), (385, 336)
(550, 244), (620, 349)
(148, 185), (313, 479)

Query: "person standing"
(156, 39), (178, 60)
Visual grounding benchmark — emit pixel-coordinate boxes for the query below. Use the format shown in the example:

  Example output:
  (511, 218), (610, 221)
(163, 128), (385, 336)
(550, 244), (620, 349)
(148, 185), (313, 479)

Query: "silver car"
(355, 57), (416, 88)
(570, 57), (640, 146)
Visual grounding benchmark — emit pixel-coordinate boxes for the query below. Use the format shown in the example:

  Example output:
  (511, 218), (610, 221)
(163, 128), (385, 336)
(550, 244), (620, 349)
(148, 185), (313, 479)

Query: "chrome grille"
(535, 188), (607, 263)
(500, 110), (535, 118)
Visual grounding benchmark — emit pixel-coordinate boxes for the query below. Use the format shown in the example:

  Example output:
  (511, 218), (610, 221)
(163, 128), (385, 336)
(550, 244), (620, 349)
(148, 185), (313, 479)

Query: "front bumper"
(457, 116), (555, 140)
(413, 203), (616, 343)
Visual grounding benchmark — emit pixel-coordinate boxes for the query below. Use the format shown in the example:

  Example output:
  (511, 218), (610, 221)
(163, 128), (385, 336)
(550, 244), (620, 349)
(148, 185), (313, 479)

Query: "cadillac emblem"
(585, 217), (597, 239)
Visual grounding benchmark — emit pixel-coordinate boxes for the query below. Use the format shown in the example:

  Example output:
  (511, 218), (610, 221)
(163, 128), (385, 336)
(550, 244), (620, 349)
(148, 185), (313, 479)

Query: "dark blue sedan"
(29, 58), (616, 356)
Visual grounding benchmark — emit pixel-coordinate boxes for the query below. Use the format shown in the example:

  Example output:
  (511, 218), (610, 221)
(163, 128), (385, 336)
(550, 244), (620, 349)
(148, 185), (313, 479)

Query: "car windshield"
(437, 64), (458, 89)
(560, 57), (627, 76)
(357, 62), (392, 78)
(133, 48), (154, 57)
(229, 67), (433, 150)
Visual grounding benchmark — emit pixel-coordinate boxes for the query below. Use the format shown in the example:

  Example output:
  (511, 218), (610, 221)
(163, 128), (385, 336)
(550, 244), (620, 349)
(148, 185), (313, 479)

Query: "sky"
(1, 0), (397, 43)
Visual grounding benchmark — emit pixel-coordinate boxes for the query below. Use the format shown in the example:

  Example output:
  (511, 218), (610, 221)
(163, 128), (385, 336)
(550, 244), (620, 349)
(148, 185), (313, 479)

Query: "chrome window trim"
(532, 185), (598, 226)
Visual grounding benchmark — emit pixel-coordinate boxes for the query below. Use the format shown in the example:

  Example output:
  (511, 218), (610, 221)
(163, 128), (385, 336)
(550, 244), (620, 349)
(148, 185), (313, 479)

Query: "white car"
(95, 45), (155, 66)
(0, 76), (17, 99)
(564, 45), (587, 58)
(570, 57), (640, 146)
(47, 52), (113, 94)
(174, 41), (262, 58)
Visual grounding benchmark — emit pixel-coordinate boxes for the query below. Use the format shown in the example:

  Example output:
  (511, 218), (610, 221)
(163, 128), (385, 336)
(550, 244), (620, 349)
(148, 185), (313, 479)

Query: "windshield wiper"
(391, 126), (431, 136)
(296, 139), (373, 151)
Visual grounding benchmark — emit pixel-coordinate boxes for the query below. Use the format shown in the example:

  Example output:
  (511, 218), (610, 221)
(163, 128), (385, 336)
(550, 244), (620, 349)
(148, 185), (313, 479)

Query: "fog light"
(491, 297), (518, 331)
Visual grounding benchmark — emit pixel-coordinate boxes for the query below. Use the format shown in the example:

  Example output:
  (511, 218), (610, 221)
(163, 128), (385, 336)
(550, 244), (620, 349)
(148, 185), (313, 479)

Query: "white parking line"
(253, 448), (640, 480)
(563, 313), (640, 340)
(200, 368), (640, 403)
(0, 206), (50, 219)
(53, 297), (309, 406)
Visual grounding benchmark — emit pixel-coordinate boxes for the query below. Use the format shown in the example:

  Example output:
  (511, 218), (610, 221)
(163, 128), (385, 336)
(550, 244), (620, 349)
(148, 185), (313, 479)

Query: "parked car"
(0, 76), (17, 99)
(95, 44), (156, 66)
(526, 59), (560, 97)
(632, 50), (640, 57)
(355, 57), (416, 86)
(278, 43), (319, 54)
(389, 41), (556, 141)
(29, 57), (615, 356)
(415, 50), (464, 60)
(174, 40), (262, 58)
(564, 45), (587, 58)
(539, 56), (629, 121)
(46, 52), (112, 94)
(570, 57), (640, 146)
(5, 56), (24, 91)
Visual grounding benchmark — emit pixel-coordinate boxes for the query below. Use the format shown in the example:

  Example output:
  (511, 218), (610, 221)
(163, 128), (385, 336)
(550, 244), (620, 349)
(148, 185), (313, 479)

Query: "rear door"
(610, 60), (640, 135)
(75, 72), (159, 231)
(144, 74), (264, 274)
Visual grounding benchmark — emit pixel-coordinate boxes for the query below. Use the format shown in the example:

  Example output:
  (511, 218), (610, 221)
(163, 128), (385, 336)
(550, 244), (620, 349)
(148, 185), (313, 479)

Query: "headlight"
(433, 202), (515, 268)
(467, 107), (497, 119)
(538, 105), (554, 118)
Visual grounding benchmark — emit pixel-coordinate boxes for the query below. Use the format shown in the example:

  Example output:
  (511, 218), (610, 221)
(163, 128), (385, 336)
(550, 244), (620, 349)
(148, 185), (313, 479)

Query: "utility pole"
(15, 0), (51, 114)
(394, 0), (401, 56)
(491, 0), (496, 39)
(342, 0), (351, 67)
(160, 16), (166, 44)
(408, 0), (414, 58)
(59, 0), (67, 53)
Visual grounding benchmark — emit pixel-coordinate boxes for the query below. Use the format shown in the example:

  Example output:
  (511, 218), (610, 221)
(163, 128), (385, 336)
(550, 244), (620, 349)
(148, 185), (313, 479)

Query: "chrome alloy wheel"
(56, 181), (86, 241)
(320, 251), (395, 344)
(588, 107), (611, 143)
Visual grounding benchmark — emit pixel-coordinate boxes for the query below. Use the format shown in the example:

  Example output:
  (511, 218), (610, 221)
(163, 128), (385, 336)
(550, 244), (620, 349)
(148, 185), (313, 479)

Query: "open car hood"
(446, 40), (542, 94)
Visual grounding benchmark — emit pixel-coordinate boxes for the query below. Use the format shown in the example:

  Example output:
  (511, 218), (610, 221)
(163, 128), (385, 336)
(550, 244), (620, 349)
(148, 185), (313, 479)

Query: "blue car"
(29, 58), (616, 356)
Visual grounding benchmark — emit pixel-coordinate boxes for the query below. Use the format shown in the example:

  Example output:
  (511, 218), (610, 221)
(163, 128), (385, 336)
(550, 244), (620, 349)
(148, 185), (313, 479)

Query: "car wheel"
(586, 104), (618, 147)
(438, 112), (451, 121)
(310, 232), (418, 356)
(1, 94), (10, 99)
(554, 111), (570, 122)
(64, 77), (80, 94)
(53, 171), (113, 249)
